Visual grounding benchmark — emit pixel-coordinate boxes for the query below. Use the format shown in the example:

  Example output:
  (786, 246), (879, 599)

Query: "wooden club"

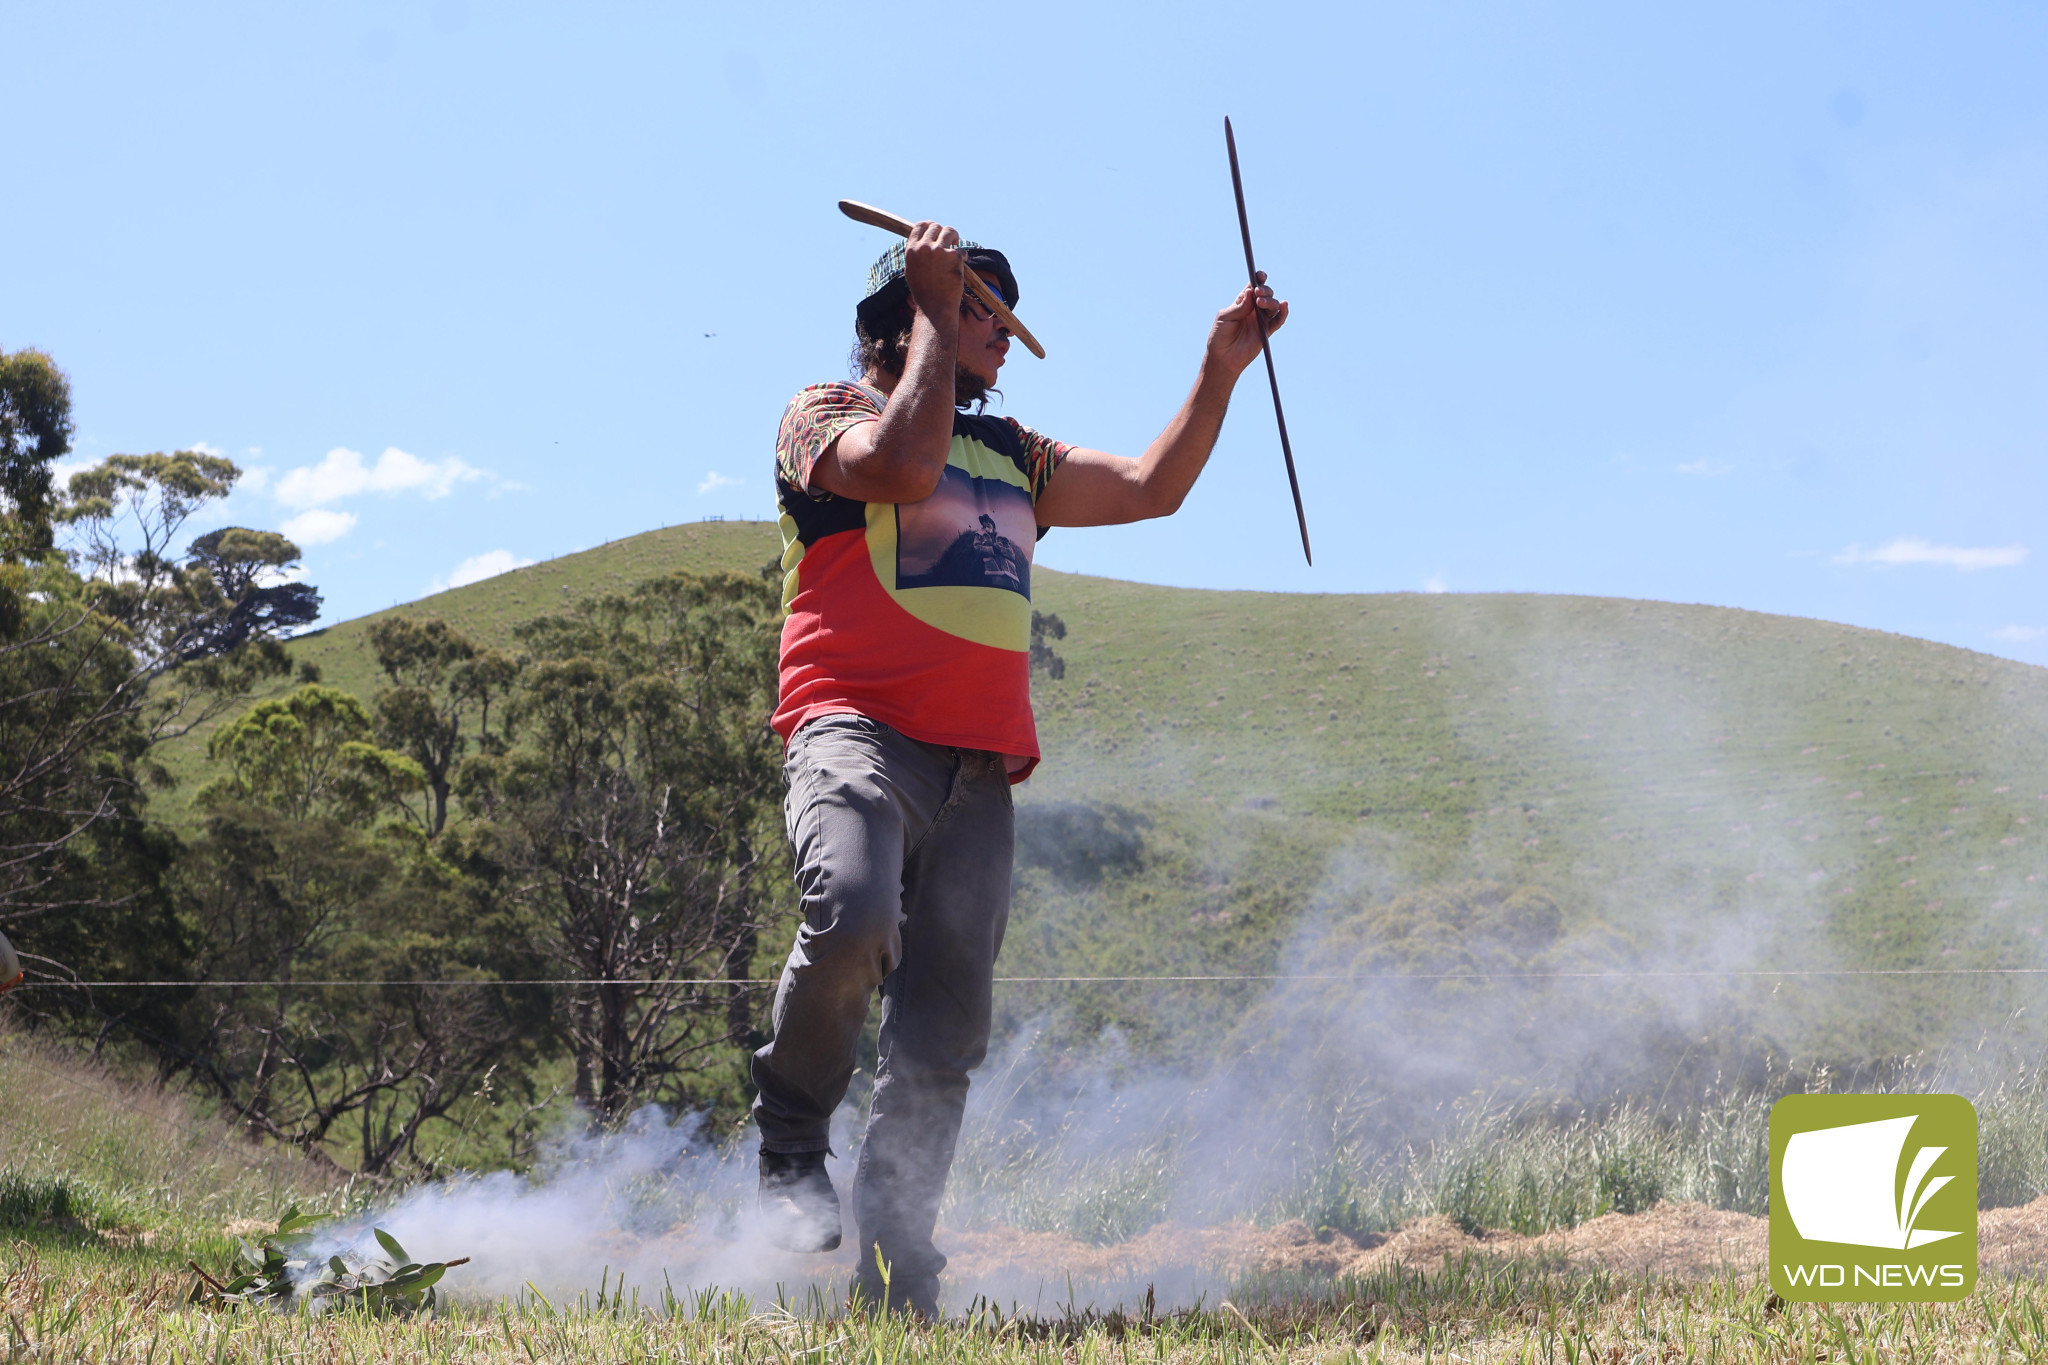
(837, 200), (1047, 359)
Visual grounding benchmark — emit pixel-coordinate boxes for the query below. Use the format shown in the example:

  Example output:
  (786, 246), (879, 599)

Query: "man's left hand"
(1205, 271), (1288, 377)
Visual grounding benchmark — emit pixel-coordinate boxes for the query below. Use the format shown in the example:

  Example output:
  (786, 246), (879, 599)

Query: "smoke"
(307, 1107), (844, 1308)
(308, 1088), (1294, 1314)
(315, 593), (2046, 1315)
(932, 589), (2048, 1300)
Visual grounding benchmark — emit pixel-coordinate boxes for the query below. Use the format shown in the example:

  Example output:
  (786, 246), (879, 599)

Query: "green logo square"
(1769, 1093), (1977, 1302)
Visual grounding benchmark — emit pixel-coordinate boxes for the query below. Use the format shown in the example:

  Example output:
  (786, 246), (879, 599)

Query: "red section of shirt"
(770, 528), (1039, 781)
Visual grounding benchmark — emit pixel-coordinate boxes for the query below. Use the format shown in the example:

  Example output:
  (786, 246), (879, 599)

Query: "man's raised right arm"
(811, 221), (964, 503)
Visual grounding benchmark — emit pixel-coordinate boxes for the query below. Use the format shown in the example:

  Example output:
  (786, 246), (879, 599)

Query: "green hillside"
(281, 522), (785, 705)
(1010, 576), (2048, 1086)
(154, 521), (2048, 1077)
(147, 522), (788, 807)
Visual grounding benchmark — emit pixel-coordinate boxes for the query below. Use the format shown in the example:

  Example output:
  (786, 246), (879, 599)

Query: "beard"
(954, 365), (992, 409)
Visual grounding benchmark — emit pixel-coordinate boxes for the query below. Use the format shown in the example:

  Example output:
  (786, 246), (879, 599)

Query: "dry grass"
(11, 1239), (2048, 1363)
(937, 1200), (2048, 1309)
(8, 1032), (2048, 1361)
(0, 1026), (346, 1236)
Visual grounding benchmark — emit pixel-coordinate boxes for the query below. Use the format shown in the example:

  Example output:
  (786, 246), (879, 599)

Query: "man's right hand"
(812, 221), (967, 505)
(903, 221), (965, 328)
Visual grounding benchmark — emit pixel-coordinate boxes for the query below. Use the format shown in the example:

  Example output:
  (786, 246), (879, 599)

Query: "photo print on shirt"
(894, 467), (1034, 597)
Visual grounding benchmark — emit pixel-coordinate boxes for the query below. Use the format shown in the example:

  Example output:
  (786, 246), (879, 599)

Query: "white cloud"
(281, 508), (359, 546)
(275, 446), (484, 509)
(434, 549), (536, 592)
(238, 466), (272, 494)
(1674, 459), (1732, 476)
(1991, 625), (2045, 642)
(186, 441), (224, 457)
(697, 471), (742, 496)
(1423, 574), (1450, 594)
(49, 457), (98, 492)
(1832, 538), (2029, 571)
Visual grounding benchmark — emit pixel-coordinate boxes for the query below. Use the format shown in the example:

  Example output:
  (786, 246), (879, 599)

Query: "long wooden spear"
(1225, 116), (1311, 565)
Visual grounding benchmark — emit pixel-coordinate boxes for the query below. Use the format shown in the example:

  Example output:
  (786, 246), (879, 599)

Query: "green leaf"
(385, 1262), (448, 1292)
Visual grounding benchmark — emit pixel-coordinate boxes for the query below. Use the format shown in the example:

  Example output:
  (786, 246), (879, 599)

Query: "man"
(754, 220), (1286, 1316)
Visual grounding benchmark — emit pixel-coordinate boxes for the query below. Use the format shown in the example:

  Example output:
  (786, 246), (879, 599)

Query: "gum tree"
(460, 571), (786, 1125)
(177, 683), (549, 1172)
(366, 616), (518, 836)
(1, 358), (311, 997)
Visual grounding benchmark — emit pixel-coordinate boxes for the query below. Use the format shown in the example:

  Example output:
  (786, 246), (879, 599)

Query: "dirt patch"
(1343, 1199), (2048, 1280)
(1519, 1202), (1767, 1277)
(99, 1227), (159, 1249)
(1346, 1216), (1497, 1275)
(1980, 1196), (2048, 1275)
(406, 1197), (2048, 1311)
(945, 1220), (1352, 1286)
(943, 1196), (2048, 1297)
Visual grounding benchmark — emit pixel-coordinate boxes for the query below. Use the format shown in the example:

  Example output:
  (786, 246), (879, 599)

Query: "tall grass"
(944, 1043), (2048, 1244)
(944, 1081), (1776, 1243)
(1976, 1059), (2048, 1210)
(1286, 1091), (1776, 1237)
(0, 1025), (346, 1235)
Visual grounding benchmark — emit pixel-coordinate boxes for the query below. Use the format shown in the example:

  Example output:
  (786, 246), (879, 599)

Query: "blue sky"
(9, 2), (2045, 665)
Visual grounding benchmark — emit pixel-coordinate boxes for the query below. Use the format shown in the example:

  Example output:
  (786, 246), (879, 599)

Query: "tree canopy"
(0, 348), (74, 563)
(6, 354), (798, 1162)
(0, 359), (322, 1013)
(204, 684), (425, 826)
(460, 571), (785, 1122)
(367, 616), (517, 836)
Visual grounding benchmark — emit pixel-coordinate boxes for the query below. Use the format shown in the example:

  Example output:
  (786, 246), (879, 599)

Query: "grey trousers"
(750, 714), (1015, 1280)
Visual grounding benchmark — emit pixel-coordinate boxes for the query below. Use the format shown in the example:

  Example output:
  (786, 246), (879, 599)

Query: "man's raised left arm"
(1033, 274), (1288, 529)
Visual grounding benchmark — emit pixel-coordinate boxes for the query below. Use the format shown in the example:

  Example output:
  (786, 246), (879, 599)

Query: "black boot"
(758, 1149), (842, 1252)
(849, 1252), (941, 1321)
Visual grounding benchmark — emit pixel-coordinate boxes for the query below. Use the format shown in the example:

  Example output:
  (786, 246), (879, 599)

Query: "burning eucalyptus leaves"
(187, 1207), (468, 1315)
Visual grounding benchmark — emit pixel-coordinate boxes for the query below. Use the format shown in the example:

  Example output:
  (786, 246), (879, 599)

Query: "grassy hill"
(1012, 572), (2048, 1076)
(151, 520), (2048, 1080)
(146, 522), (787, 811)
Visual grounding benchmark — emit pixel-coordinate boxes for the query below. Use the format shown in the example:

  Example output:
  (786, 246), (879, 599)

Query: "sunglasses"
(959, 279), (1010, 327)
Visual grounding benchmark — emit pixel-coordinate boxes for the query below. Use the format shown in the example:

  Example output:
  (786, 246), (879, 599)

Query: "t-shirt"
(771, 382), (1070, 779)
